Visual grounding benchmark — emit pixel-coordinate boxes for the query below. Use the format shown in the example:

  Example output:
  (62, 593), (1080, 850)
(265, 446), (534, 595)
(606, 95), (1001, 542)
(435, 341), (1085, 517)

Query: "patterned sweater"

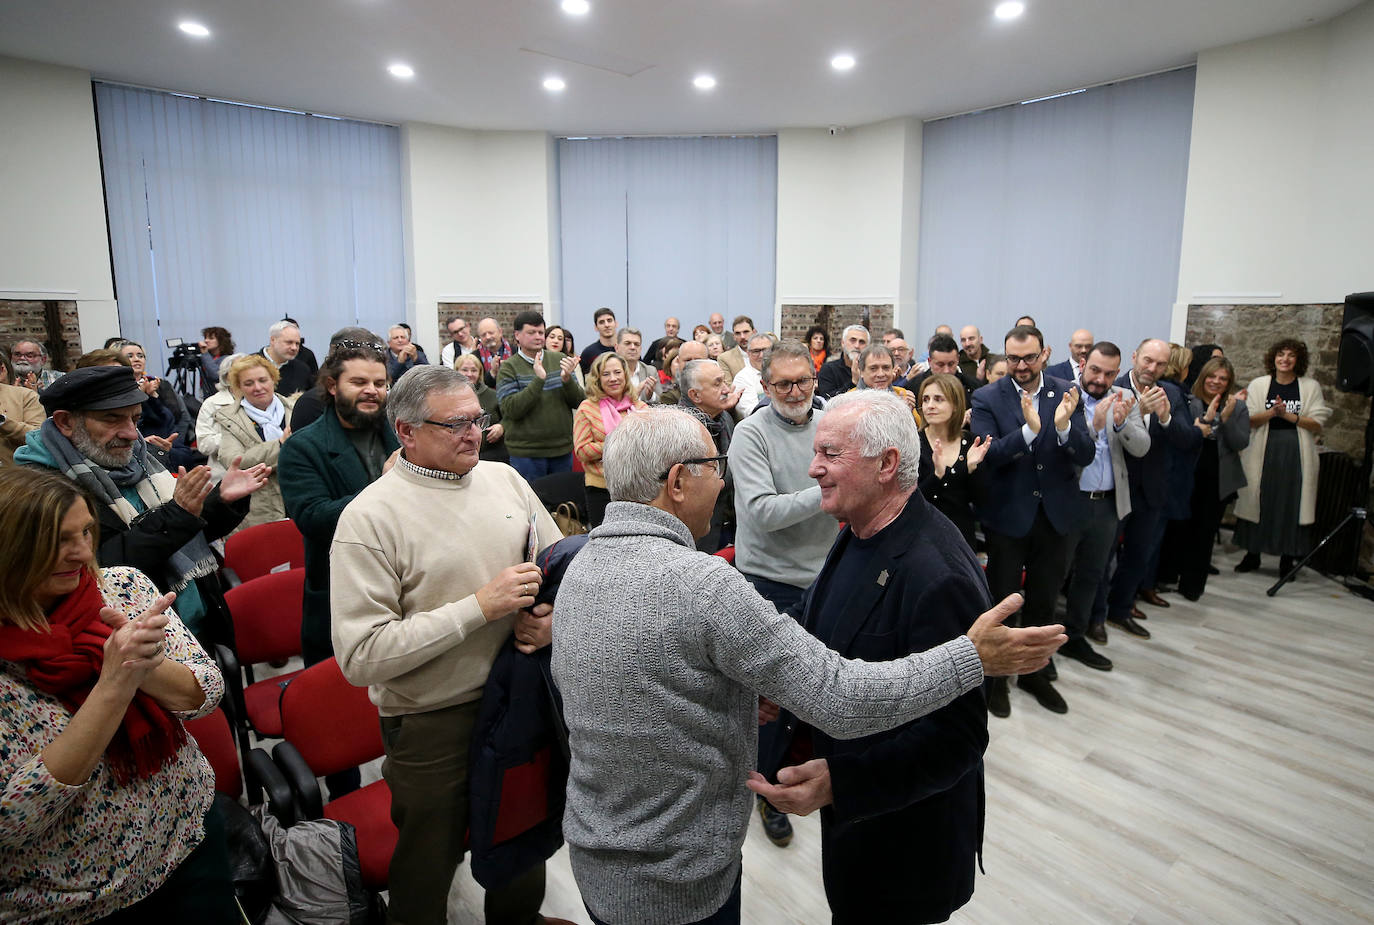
(0, 567), (223, 923)
(552, 503), (984, 924)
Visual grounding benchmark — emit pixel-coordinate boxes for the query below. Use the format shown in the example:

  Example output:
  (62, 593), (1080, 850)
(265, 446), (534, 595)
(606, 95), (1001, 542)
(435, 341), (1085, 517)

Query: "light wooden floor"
(340, 546), (1374, 923)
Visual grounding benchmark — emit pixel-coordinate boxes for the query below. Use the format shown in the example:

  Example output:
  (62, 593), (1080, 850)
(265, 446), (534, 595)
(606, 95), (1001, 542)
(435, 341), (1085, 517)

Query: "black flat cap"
(39, 366), (150, 415)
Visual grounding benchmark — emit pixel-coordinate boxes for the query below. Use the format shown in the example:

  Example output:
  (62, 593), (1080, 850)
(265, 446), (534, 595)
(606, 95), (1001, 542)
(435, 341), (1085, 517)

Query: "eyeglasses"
(768, 377), (816, 393)
(1005, 353), (1042, 367)
(747, 347), (770, 356)
(11, 350), (42, 360)
(423, 414), (490, 433)
(657, 455), (728, 481)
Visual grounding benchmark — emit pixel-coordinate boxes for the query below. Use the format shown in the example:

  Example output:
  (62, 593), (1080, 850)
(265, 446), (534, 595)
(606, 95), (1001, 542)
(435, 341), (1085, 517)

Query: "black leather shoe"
(1280, 556), (1299, 575)
(1017, 672), (1068, 714)
(1130, 605), (1149, 621)
(1087, 622), (1108, 645)
(1108, 613), (1151, 639)
(1138, 589), (1171, 608)
(1207, 564), (1220, 576)
(987, 677), (1011, 718)
(1044, 659), (1058, 682)
(1061, 638), (1113, 671)
(1235, 553), (1261, 572)
(757, 796), (793, 848)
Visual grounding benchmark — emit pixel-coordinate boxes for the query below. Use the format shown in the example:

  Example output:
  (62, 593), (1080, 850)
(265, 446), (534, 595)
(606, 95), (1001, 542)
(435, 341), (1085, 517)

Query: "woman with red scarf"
(574, 352), (648, 528)
(0, 468), (234, 923)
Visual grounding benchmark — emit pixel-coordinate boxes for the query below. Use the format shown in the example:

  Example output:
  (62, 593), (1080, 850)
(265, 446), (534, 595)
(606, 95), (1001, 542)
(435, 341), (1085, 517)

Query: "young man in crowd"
(498, 310), (585, 482)
(580, 307), (619, 374)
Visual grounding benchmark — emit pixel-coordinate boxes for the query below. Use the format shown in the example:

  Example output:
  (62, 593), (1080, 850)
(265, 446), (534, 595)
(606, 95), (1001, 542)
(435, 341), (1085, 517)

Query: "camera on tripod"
(164, 337), (202, 371)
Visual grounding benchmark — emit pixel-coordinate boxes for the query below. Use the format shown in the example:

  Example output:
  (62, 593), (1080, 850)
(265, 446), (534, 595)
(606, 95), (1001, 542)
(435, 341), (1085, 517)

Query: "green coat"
(278, 407), (399, 663)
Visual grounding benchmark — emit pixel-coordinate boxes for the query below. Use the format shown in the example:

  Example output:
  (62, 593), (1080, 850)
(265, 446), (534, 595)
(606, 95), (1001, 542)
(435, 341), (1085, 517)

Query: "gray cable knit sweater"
(552, 502), (984, 924)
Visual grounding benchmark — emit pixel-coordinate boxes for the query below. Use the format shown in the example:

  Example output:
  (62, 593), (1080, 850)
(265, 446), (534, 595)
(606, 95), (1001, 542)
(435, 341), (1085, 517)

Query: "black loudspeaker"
(1337, 291), (1374, 394)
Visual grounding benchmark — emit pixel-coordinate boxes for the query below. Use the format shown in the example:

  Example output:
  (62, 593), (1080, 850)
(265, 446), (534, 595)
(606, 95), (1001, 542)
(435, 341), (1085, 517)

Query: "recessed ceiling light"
(178, 21), (210, 38)
(561, 0), (590, 14)
(830, 54), (856, 71)
(543, 77), (566, 92)
(388, 63), (415, 79)
(994, 2), (1025, 20)
(693, 74), (717, 91)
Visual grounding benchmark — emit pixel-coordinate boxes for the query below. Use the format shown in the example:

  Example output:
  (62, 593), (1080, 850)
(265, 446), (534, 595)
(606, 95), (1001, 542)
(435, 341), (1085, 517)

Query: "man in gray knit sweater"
(553, 405), (1065, 925)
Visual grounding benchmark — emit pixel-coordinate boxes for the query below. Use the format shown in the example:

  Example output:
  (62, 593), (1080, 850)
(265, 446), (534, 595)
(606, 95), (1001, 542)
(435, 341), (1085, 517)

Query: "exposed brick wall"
(0, 300), (81, 372)
(778, 304), (894, 349)
(435, 303), (543, 351)
(1185, 304), (1366, 460)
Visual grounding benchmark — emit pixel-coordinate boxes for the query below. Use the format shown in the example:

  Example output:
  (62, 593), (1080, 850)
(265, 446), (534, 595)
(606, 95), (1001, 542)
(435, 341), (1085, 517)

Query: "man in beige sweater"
(330, 365), (568, 925)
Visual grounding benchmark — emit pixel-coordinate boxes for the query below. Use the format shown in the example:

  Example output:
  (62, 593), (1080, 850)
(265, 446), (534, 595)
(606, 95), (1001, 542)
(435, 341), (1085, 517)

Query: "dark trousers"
(509, 452), (573, 484)
(585, 484), (611, 528)
(1063, 494), (1120, 642)
(380, 701), (545, 925)
(1108, 503), (1161, 618)
(587, 872), (741, 925)
(1178, 443), (1225, 598)
(96, 805), (238, 924)
(984, 506), (1072, 631)
(743, 572), (808, 618)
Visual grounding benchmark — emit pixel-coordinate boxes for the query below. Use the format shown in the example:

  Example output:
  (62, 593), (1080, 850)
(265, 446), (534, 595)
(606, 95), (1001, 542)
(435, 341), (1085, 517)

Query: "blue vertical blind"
(558, 136), (778, 348)
(916, 68), (1196, 360)
(94, 83), (404, 374)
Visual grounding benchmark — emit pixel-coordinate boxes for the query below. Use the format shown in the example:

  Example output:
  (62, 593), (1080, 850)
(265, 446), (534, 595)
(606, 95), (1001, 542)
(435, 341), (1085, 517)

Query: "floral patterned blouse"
(0, 566), (224, 923)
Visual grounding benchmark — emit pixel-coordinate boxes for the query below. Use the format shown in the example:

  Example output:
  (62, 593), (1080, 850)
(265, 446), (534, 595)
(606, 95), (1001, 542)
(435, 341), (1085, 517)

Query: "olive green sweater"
(495, 350), (585, 458)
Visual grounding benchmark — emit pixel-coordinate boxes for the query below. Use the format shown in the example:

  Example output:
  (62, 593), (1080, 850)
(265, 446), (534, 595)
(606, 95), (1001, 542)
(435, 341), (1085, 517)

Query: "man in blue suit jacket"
(1044, 328), (1095, 385)
(1106, 338), (1203, 637)
(971, 325), (1095, 716)
(754, 391), (993, 924)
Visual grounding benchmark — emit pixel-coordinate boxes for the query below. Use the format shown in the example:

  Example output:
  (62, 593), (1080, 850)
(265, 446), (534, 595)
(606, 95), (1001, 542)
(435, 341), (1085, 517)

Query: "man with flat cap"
(16, 365), (270, 645)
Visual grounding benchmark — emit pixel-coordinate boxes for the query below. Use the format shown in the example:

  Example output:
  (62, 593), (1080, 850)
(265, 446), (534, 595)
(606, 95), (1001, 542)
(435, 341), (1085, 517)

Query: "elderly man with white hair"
(259, 320), (313, 395)
(817, 324), (871, 399)
(553, 400), (1064, 925)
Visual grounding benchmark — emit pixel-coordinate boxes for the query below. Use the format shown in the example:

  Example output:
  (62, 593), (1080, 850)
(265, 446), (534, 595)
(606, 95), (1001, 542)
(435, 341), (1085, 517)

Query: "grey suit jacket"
(1099, 384), (1151, 520)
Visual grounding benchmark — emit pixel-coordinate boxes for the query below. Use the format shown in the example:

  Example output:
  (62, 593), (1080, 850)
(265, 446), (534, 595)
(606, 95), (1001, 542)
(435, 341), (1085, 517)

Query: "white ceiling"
(0, 0), (1362, 134)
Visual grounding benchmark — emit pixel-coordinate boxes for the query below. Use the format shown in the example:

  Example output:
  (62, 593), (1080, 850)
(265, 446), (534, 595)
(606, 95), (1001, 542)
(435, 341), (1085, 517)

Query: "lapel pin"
(1047, 390), (1055, 398)
(877, 569), (889, 587)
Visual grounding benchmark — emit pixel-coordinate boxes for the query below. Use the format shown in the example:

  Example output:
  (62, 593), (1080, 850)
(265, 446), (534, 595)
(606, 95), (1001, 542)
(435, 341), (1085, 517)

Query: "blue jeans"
(508, 452), (573, 483)
(587, 871), (741, 925)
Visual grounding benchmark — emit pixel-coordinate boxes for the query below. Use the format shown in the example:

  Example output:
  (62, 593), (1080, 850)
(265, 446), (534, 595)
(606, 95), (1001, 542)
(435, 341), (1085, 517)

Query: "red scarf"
(0, 571), (186, 784)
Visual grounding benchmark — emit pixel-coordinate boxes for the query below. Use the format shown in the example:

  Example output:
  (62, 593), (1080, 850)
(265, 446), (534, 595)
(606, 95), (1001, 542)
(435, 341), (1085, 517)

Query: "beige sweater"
(330, 458), (562, 716)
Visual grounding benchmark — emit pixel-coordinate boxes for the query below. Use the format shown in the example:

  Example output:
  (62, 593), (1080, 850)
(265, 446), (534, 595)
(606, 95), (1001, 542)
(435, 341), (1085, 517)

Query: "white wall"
(1174, 1), (1374, 332)
(775, 118), (922, 330)
(400, 123), (557, 357)
(0, 56), (118, 349)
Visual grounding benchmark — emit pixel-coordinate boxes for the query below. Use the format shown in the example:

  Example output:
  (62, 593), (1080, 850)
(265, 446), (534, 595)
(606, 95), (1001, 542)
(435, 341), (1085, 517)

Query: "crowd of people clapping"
(0, 307), (1333, 923)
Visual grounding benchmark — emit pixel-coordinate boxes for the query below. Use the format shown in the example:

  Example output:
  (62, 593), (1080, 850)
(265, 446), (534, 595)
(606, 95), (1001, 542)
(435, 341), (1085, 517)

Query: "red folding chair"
(185, 705), (292, 813)
(216, 569), (306, 762)
(270, 658), (398, 890)
(222, 519), (306, 588)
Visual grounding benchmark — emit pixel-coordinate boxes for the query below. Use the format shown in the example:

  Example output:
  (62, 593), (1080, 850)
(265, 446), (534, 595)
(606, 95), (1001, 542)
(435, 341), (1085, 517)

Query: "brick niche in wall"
(778, 304), (894, 350)
(1185, 303), (1367, 460)
(435, 303), (543, 358)
(0, 300), (81, 372)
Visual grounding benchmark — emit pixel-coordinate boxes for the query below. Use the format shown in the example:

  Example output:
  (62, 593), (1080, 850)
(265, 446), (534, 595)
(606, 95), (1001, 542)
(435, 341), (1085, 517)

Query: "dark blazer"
(260, 348), (314, 397)
(1044, 359), (1075, 383)
(969, 373), (1096, 537)
(817, 356), (855, 400)
(278, 407), (400, 663)
(759, 492), (989, 924)
(901, 368), (980, 404)
(1114, 373), (1204, 512)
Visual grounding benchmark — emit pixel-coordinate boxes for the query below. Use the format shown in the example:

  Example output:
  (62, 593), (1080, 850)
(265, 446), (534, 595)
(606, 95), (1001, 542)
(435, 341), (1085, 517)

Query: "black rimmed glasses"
(657, 455), (728, 481)
(423, 414), (490, 434)
(1005, 352), (1042, 367)
(767, 376), (816, 394)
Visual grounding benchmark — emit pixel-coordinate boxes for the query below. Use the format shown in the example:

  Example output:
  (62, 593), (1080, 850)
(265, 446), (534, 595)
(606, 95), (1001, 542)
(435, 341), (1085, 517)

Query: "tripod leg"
(1267, 512), (1357, 597)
